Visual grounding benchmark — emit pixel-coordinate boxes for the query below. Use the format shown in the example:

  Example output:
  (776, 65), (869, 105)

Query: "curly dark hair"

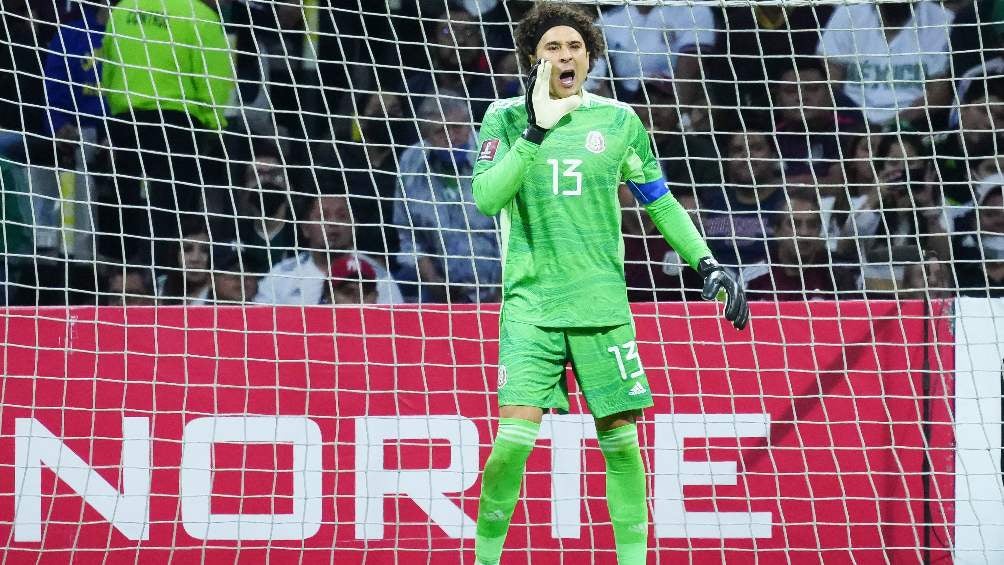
(514, 2), (604, 73)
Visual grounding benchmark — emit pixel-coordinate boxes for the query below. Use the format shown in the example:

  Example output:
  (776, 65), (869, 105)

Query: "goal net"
(0, 0), (1000, 562)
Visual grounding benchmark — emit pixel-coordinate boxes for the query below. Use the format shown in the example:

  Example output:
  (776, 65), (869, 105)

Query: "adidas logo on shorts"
(628, 381), (646, 396)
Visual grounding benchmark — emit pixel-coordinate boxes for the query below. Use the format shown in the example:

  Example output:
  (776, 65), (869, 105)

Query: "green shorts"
(496, 318), (654, 419)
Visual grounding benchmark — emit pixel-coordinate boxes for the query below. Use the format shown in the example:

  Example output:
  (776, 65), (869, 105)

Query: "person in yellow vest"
(101, 0), (235, 268)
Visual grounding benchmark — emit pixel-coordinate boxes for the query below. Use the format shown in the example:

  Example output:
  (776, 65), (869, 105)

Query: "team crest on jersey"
(585, 131), (605, 154)
(497, 364), (508, 388)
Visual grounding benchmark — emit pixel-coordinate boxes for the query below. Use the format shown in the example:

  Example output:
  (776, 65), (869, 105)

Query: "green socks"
(475, 418), (540, 565)
(598, 424), (648, 565)
(475, 420), (646, 565)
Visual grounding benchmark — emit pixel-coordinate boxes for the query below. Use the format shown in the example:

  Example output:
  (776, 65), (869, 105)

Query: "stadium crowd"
(0, 0), (1002, 306)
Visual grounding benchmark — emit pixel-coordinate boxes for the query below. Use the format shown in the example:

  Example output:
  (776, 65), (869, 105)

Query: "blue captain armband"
(626, 178), (668, 205)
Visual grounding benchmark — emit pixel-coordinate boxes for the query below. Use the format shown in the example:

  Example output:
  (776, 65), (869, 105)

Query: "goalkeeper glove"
(522, 59), (581, 144)
(698, 257), (750, 331)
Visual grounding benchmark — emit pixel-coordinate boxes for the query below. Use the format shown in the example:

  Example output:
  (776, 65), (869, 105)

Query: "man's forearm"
(472, 138), (540, 216)
(673, 55), (704, 108)
(899, 76), (952, 125)
(645, 193), (712, 269)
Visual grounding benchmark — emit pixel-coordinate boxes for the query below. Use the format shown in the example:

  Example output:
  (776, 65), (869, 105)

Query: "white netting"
(0, 0), (1001, 563)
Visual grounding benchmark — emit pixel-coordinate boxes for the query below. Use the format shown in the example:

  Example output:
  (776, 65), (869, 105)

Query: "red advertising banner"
(0, 301), (953, 564)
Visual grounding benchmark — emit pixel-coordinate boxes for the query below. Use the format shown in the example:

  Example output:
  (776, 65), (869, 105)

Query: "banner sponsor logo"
(0, 302), (954, 563)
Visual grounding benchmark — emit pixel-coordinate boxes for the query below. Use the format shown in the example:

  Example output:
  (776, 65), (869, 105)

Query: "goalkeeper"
(471, 3), (748, 564)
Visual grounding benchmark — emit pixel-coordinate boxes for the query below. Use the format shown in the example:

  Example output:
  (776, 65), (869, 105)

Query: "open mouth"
(558, 69), (576, 88)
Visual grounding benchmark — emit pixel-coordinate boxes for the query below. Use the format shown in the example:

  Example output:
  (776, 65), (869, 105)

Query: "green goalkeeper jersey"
(473, 92), (712, 327)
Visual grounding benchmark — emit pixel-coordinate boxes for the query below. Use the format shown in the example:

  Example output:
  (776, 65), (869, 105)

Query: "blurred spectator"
(316, 0), (429, 139)
(746, 193), (857, 300)
(407, 6), (495, 121)
(491, 52), (523, 103)
(947, 1), (1004, 86)
(334, 90), (413, 261)
(948, 58), (1004, 129)
(712, 5), (833, 125)
(954, 180), (1004, 297)
(817, 132), (880, 251)
(588, 3), (715, 116)
(899, 248), (954, 299)
(226, 0), (304, 136)
(103, 265), (156, 306)
(843, 133), (882, 190)
(836, 134), (952, 291)
(210, 243), (265, 303)
(159, 219), (213, 305)
(0, 0), (55, 156)
(8, 257), (99, 306)
(633, 80), (720, 189)
(102, 0), (236, 267)
(772, 58), (864, 188)
(394, 95), (500, 303)
(700, 131), (786, 271)
(211, 1), (306, 229)
(254, 193), (403, 305)
(29, 1), (110, 259)
(818, 1), (954, 129)
(622, 186), (704, 302)
(320, 255), (379, 305)
(234, 139), (298, 273)
(0, 159), (34, 304)
(42, 3), (109, 146)
(933, 75), (1004, 203)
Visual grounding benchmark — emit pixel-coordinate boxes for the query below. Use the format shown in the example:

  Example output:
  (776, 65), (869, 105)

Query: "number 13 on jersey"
(547, 158), (582, 196)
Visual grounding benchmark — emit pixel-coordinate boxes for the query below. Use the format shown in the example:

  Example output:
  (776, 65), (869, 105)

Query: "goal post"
(0, 0), (1001, 563)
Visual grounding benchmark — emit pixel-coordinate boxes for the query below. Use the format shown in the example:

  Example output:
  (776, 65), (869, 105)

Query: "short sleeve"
(917, 3), (953, 78)
(664, 6), (717, 52)
(818, 6), (853, 59)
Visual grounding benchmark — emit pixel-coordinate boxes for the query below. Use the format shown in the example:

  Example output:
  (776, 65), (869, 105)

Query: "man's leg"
(477, 320), (567, 564)
(595, 412), (648, 565)
(568, 325), (654, 565)
(475, 406), (543, 565)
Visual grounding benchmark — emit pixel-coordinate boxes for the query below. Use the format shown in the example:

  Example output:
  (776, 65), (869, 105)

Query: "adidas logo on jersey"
(628, 381), (646, 396)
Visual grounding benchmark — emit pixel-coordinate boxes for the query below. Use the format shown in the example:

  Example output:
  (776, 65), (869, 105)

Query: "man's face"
(980, 190), (1004, 234)
(245, 155), (285, 189)
(878, 140), (921, 205)
(776, 197), (825, 264)
(633, 84), (675, 131)
(728, 133), (777, 186)
(960, 94), (1004, 152)
(214, 272), (259, 302)
(424, 109), (472, 150)
(434, 13), (483, 68)
(848, 135), (880, 183)
(107, 272), (156, 306)
(534, 26), (590, 99)
(332, 282), (378, 304)
(304, 196), (353, 251)
(182, 233), (210, 285)
(777, 68), (830, 126)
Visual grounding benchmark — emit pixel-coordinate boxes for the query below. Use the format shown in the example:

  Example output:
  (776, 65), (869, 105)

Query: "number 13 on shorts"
(607, 340), (644, 380)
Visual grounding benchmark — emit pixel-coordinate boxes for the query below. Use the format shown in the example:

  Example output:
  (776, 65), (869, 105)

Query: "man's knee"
(498, 405), (544, 423)
(594, 409), (640, 433)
